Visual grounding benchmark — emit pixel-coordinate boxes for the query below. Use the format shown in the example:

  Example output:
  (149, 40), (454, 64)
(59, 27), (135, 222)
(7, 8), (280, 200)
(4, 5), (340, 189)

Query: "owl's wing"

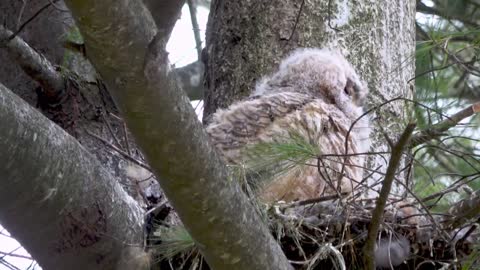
(206, 92), (313, 162)
(257, 100), (364, 201)
(206, 92), (367, 202)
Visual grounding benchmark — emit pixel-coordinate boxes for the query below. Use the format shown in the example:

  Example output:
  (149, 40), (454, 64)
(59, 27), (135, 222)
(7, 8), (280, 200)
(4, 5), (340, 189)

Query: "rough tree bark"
(63, 0), (291, 269)
(0, 82), (145, 270)
(0, 1), (149, 196)
(0, 0), (72, 105)
(204, 0), (416, 194)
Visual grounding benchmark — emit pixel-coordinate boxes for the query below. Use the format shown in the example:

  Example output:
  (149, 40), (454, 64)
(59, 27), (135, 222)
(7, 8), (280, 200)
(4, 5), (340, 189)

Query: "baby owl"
(206, 48), (371, 202)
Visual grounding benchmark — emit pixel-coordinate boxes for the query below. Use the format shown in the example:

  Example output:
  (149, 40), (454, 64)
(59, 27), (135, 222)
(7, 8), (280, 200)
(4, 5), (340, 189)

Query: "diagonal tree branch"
(0, 82), (145, 270)
(0, 25), (64, 102)
(410, 102), (480, 147)
(363, 123), (416, 270)
(63, 0), (292, 269)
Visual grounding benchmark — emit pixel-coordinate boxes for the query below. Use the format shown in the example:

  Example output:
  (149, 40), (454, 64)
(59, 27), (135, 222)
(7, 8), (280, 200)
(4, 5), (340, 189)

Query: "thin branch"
(187, 0), (202, 59)
(416, 1), (479, 28)
(0, 251), (32, 260)
(421, 173), (480, 205)
(123, 122), (132, 155)
(407, 62), (456, 83)
(279, 193), (349, 210)
(101, 113), (122, 148)
(410, 102), (480, 147)
(327, 0), (340, 32)
(7, 1), (58, 41)
(85, 130), (151, 171)
(362, 123), (416, 270)
(16, 0), (27, 30)
(284, 0), (305, 43)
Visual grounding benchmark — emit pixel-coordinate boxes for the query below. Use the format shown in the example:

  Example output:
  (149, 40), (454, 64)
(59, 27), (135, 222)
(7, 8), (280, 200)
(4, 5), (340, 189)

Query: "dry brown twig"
(85, 130), (151, 171)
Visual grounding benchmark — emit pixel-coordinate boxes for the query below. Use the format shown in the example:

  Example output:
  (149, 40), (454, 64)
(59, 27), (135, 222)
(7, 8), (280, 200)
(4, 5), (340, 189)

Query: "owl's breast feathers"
(206, 92), (369, 202)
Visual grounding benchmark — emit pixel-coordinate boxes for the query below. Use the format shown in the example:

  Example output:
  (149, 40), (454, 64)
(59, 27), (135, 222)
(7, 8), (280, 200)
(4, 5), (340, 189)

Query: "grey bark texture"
(204, 0), (416, 194)
(0, 82), (145, 270)
(143, 0), (185, 36)
(63, 0), (292, 269)
(0, 25), (65, 100)
(0, 0), (72, 104)
(0, 2), (152, 198)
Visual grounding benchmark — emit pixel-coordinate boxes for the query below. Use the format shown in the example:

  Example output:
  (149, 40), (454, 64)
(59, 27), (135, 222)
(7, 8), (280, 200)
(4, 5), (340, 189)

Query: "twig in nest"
(108, 112), (133, 155)
(279, 193), (349, 210)
(123, 122), (132, 155)
(86, 130), (150, 171)
(101, 113), (122, 147)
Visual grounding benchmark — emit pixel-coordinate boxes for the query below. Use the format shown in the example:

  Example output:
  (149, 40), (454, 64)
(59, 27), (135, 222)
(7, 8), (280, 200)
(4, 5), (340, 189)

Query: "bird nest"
(149, 194), (479, 270)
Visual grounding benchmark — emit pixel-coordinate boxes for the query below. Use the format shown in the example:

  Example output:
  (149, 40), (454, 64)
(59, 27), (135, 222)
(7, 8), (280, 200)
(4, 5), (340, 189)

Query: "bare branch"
(416, 1), (479, 28)
(7, 1), (57, 41)
(363, 123), (416, 270)
(410, 102), (480, 147)
(86, 130), (151, 171)
(187, 0), (203, 59)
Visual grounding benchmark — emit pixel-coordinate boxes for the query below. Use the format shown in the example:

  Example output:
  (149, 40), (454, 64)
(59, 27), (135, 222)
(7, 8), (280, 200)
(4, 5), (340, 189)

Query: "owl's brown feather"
(206, 48), (370, 202)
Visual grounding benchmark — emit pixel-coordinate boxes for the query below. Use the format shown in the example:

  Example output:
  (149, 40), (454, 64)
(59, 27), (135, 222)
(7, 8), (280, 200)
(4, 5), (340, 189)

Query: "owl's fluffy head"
(254, 48), (367, 110)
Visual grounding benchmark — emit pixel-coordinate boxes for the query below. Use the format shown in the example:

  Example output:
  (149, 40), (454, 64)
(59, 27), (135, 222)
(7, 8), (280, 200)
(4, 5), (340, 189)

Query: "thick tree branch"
(0, 25), (64, 101)
(363, 123), (416, 270)
(63, 0), (291, 269)
(0, 83), (145, 270)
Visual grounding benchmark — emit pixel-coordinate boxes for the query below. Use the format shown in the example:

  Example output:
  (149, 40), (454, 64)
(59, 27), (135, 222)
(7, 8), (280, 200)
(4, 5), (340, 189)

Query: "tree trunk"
(204, 0), (416, 193)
